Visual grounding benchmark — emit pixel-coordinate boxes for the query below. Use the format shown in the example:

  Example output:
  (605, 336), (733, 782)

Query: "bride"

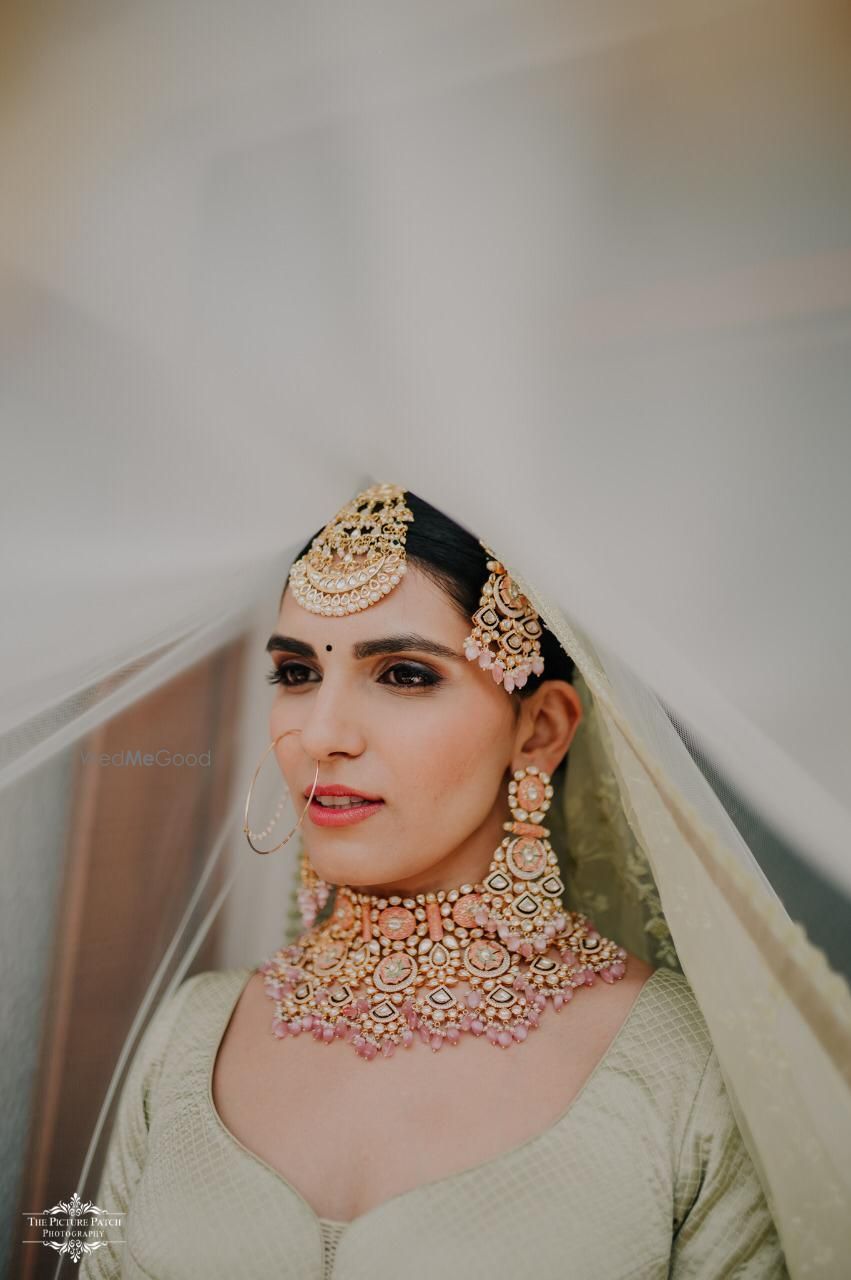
(81, 484), (786, 1278)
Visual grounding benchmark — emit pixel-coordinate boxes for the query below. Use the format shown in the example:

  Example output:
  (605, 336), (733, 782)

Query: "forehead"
(277, 563), (466, 638)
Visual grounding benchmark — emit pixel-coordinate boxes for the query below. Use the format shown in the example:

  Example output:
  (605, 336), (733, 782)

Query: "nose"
(295, 678), (367, 765)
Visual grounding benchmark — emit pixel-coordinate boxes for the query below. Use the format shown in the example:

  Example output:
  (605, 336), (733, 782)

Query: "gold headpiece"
(287, 482), (414, 616)
(288, 485), (545, 689)
(462, 545), (545, 693)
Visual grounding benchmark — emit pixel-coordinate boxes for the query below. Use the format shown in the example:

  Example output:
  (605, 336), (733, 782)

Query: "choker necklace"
(258, 767), (628, 1060)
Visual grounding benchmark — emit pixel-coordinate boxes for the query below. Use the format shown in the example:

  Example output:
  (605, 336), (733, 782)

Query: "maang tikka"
(287, 482), (414, 616)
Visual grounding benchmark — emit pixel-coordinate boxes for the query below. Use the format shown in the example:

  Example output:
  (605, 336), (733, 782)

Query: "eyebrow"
(265, 632), (465, 662)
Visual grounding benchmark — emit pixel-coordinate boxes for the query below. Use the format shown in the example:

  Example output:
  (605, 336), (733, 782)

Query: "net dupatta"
(492, 560), (851, 1275)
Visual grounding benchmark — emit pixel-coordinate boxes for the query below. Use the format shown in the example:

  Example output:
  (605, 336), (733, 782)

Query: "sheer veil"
(3, 4), (851, 1278)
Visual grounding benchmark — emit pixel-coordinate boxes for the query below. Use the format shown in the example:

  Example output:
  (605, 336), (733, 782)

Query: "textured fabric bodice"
(80, 966), (787, 1278)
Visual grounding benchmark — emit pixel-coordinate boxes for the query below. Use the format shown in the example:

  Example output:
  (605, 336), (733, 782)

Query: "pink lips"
(305, 784), (385, 828)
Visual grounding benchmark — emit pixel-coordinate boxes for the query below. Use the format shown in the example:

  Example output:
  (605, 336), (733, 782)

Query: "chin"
(309, 857), (412, 893)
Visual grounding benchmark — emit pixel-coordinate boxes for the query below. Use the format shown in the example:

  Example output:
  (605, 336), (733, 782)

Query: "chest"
(211, 981), (628, 1223)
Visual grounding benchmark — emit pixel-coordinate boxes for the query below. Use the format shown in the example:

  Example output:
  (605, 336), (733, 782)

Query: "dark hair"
(285, 489), (575, 772)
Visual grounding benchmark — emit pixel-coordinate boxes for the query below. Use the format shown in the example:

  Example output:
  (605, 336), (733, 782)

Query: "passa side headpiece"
(463, 545), (545, 693)
(287, 483), (545, 689)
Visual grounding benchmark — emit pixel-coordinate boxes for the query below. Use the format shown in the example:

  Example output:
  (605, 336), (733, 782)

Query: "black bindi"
(325, 644), (333, 651)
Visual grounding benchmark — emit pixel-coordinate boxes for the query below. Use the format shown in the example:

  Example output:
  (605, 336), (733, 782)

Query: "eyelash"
(265, 661), (443, 691)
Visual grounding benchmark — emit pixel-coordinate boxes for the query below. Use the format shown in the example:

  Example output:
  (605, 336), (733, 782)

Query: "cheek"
(390, 696), (512, 816)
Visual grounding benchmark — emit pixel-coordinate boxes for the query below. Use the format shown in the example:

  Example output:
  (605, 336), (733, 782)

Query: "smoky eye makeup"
(377, 660), (444, 690)
(265, 658), (444, 691)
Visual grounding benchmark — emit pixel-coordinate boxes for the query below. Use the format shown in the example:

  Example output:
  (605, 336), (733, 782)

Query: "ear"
(511, 681), (583, 776)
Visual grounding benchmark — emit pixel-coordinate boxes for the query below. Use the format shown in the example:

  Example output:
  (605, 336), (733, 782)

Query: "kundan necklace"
(258, 765), (628, 1060)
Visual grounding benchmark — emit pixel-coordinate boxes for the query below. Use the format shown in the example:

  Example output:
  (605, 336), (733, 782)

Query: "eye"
(265, 661), (318, 687)
(379, 661), (442, 690)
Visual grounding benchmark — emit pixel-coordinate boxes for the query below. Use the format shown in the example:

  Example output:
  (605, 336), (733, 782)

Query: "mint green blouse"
(80, 966), (787, 1278)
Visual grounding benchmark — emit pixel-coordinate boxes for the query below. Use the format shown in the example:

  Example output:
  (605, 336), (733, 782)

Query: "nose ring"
(243, 728), (320, 854)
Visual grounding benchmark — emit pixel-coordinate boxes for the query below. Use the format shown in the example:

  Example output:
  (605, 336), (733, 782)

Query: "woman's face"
(266, 564), (526, 898)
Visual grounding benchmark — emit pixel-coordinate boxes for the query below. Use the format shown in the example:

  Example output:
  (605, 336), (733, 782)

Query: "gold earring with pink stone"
(507, 762), (553, 828)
